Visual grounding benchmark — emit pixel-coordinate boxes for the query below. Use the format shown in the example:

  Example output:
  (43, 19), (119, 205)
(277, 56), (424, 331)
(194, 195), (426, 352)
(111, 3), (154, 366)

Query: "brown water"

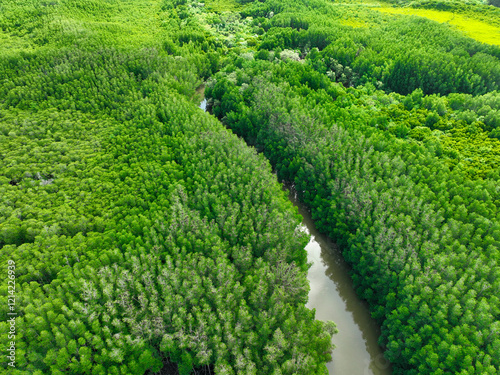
(286, 187), (392, 375)
(199, 98), (391, 374)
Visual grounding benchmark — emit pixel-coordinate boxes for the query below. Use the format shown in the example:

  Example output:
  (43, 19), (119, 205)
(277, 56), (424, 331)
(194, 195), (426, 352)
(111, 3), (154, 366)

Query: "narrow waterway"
(285, 186), (392, 375)
(196, 85), (207, 112)
(199, 96), (391, 375)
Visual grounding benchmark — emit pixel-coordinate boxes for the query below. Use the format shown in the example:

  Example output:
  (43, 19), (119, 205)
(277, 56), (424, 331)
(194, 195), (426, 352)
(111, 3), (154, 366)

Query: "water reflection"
(286, 186), (392, 375)
(199, 98), (207, 112)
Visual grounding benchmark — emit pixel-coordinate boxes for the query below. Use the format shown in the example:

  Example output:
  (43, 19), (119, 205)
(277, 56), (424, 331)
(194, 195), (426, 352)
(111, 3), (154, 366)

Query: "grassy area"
(0, 0), (167, 54)
(377, 7), (500, 46)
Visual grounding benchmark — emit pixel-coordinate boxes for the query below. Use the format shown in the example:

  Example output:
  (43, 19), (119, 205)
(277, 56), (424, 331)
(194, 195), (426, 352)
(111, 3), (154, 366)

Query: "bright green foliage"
(0, 0), (335, 374)
(2, 0), (500, 373)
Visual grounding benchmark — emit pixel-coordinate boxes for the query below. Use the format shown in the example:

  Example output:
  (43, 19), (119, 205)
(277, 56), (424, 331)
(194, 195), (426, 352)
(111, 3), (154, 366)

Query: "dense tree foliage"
(2, 0), (500, 373)
(204, 0), (500, 370)
(0, 1), (336, 374)
(207, 54), (500, 374)
(260, 15), (500, 96)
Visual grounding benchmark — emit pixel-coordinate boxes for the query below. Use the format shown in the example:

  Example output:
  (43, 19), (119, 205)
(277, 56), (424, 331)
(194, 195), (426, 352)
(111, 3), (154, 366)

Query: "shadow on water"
(285, 185), (392, 375)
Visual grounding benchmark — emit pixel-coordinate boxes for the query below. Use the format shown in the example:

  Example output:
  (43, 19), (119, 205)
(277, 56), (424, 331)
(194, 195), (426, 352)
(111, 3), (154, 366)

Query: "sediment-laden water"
(286, 186), (392, 375)
(199, 97), (391, 375)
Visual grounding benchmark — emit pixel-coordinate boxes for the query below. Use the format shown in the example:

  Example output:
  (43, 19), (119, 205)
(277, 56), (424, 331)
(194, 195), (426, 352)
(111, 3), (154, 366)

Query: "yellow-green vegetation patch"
(377, 7), (500, 46)
(341, 19), (368, 28)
